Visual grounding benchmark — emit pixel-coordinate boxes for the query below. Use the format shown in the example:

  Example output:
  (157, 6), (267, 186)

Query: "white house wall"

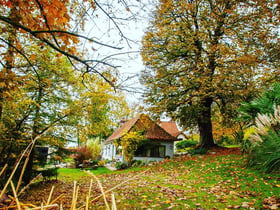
(102, 141), (174, 163)
(102, 143), (122, 162)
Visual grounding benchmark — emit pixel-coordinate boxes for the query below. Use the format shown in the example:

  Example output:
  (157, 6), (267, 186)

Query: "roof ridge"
(105, 114), (141, 142)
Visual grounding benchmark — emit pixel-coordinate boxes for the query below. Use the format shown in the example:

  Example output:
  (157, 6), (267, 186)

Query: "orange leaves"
(1, 0), (80, 56)
(30, 54), (37, 60)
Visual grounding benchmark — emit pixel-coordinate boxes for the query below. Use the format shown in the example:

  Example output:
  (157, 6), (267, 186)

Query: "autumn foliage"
(141, 0), (279, 148)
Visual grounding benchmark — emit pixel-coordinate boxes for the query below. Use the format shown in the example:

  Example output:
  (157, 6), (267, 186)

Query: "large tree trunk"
(198, 97), (216, 148)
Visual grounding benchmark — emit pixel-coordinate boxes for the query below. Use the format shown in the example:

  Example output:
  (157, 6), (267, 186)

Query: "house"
(159, 121), (188, 152)
(102, 114), (177, 163)
(159, 121), (187, 141)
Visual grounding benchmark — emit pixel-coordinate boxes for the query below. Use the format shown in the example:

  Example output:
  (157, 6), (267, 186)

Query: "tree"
(141, 0), (279, 148)
(114, 131), (147, 165)
(70, 70), (130, 146)
(0, 45), (130, 185)
(0, 0), (144, 118)
(0, 0), (137, 192)
(0, 45), (76, 184)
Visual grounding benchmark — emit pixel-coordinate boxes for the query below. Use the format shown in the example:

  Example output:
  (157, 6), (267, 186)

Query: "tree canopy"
(141, 0), (280, 147)
(0, 0), (134, 185)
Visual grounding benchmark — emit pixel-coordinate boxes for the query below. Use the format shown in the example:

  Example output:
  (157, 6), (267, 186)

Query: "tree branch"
(0, 15), (115, 88)
(32, 30), (122, 50)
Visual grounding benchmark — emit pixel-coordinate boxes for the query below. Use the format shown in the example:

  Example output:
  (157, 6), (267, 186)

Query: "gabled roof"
(105, 114), (176, 142)
(160, 121), (181, 138)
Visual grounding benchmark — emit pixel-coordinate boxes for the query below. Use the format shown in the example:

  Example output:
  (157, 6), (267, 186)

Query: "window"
(135, 145), (165, 158)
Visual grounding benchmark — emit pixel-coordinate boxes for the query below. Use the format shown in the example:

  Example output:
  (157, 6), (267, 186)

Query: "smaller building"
(102, 114), (177, 163)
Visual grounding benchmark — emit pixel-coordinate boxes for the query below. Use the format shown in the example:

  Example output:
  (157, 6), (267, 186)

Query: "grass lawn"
(21, 148), (280, 209)
(58, 167), (112, 181)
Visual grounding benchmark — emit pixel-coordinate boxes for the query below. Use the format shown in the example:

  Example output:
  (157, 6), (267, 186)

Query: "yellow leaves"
(120, 131), (146, 163)
(243, 127), (256, 140)
(236, 55), (258, 65)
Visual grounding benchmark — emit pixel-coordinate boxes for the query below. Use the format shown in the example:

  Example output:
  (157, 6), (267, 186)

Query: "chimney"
(120, 117), (126, 127)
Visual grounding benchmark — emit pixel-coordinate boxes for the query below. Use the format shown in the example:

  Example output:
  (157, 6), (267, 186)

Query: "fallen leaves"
(17, 151), (280, 209)
(263, 196), (280, 209)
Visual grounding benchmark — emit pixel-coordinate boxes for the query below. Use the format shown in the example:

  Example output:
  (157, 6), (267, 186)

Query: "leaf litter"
(18, 147), (279, 209)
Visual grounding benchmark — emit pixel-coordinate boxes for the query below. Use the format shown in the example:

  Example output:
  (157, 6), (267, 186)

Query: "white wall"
(102, 141), (174, 163)
(102, 143), (122, 162)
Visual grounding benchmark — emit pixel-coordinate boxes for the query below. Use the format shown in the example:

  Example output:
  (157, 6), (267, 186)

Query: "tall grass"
(246, 105), (280, 172)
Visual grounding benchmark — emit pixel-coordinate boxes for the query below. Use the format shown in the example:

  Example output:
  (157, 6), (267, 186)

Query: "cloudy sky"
(81, 0), (157, 105)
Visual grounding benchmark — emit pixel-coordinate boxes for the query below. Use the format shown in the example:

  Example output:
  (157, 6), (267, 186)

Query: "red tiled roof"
(160, 121), (181, 138)
(105, 114), (140, 142)
(105, 114), (176, 142)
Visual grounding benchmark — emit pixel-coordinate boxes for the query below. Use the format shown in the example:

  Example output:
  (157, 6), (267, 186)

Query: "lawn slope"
(21, 148), (280, 209)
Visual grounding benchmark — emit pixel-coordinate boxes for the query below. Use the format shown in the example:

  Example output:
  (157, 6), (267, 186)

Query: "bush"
(176, 147), (191, 153)
(74, 146), (93, 167)
(189, 148), (207, 155)
(245, 107), (280, 173)
(131, 160), (145, 167)
(115, 162), (128, 170)
(240, 139), (253, 154)
(35, 167), (57, 180)
(176, 140), (197, 150)
(86, 138), (102, 160)
(217, 136), (234, 146)
(247, 131), (280, 173)
(98, 160), (106, 167)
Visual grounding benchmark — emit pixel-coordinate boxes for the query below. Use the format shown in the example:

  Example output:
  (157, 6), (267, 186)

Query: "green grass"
(57, 167), (111, 181)
(225, 144), (240, 148)
(23, 153), (280, 209)
(106, 155), (280, 209)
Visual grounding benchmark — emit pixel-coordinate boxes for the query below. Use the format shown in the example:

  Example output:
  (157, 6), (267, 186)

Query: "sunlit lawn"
(22, 150), (280, 209)
(58, 167), (112, 181)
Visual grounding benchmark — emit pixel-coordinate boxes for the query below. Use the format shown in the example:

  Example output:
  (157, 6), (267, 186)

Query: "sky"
(81, 0), (157, 105)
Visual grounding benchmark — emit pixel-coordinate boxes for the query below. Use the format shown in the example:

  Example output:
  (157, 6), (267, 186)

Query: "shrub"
(189, 148), (207, 155)
(98, 160), (106, 167)
(217, 136), (234, 146)
(86, 137), (102, 160)
(176, 140), (197, 150)
(131, 160), (145, 167)
(74, 138), (103, 167)
(245, 106), (280, 173)
(115, 162), (128, 170)
(74, 146), (93, 167)
(35, 167), (57, 181)
(176, 147), (191, 153)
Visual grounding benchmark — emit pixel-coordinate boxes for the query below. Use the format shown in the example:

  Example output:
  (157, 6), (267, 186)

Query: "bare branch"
(0, 37), (37, 74)
(0, 15), (115, 87)
(32, 30), (122, 50)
